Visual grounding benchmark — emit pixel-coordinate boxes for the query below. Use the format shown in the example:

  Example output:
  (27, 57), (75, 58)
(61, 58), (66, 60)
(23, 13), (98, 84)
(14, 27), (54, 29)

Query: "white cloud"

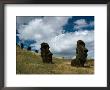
(17, 16), (71, 40)
(74, 19), (87, 25)
(17, 17), (94, 59)
(49, 30), (94, 58)
(74, 19), (94, 30)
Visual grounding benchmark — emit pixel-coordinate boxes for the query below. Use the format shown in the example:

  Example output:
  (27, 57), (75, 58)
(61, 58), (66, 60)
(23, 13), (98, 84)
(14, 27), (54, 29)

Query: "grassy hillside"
(16, 45), (94, 74)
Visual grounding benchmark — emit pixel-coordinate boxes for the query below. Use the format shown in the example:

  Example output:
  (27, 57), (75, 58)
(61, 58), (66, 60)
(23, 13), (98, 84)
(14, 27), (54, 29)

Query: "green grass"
(16, 45), (94, 74)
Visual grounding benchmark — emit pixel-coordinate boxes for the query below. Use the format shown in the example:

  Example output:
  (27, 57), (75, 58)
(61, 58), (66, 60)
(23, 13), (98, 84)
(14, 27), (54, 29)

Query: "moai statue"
(21, 43), (24, 49)
(27, 46), (31, 51)
(40, 42), (53, 64)
(71, 40), (88, 67)
(35, 50), (39, 53)
(47, 51), (53, 63)
(40, 43), (49, 63)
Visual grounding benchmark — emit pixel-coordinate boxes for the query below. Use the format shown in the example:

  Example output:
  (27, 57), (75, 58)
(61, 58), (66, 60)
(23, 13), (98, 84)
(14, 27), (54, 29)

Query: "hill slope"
(16, 45), (94, 74)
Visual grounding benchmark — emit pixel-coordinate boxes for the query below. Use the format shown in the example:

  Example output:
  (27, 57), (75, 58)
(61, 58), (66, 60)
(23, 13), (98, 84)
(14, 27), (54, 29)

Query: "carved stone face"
(77, 40), (85, 47)
(75, 40), (88, 67)
(40, 42), (53, 63)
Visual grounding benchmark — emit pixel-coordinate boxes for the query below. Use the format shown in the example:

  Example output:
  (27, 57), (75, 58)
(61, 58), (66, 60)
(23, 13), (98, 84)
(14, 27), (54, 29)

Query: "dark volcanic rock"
(40, 42), (53, 64)
(35, 50), (39, 53)
(27, 46), (31, 51)
(71, 40), (88, 67)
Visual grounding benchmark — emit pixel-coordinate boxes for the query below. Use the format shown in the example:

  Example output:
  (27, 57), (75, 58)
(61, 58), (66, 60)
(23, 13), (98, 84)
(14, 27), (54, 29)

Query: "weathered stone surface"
(40, 42), (53, 64)
(35, 50), (39, 53)
(27, 46), (31, 51)
(71, 40), (88, 67)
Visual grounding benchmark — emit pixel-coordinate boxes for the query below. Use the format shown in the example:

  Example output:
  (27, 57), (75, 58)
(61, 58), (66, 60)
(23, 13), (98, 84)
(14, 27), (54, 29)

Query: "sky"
(16, 16), (94, 59)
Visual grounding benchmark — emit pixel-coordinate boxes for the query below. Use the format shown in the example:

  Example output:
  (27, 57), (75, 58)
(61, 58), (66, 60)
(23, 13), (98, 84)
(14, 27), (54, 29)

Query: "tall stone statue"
(40, 42), (53, 64)
(71, 40), (88, 67)
(27, 46), (31, 51)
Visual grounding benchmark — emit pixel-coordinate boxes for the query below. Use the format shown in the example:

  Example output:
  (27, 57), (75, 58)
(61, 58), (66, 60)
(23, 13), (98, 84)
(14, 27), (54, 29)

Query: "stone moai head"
(40, 42), (53, 63)
(27, 46), (31, 51)
(76, 40), (88, 67)
(77, 40), (85, 47)
(71, 40), (88, 67)
(41, 43), (49, 52)
(35, 50), (38, 53)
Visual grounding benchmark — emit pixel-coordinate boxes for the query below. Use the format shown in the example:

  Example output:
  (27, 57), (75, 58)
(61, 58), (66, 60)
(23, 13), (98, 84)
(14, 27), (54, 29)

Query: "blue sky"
(16, 16), (94, 59)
